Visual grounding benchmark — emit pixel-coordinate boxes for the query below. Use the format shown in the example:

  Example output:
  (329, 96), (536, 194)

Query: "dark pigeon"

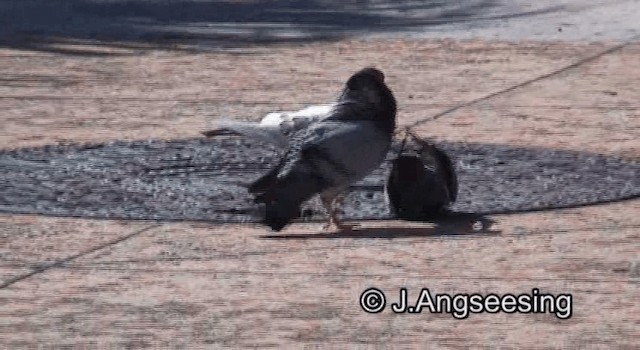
(249, 68), (397, 231)
(386, 132), (458, 220)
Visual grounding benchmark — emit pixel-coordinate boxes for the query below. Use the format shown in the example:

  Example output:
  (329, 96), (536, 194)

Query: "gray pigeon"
(201, 104), (334, 148)
(386, 132), (458, 220)
(249, 68), (397, 231)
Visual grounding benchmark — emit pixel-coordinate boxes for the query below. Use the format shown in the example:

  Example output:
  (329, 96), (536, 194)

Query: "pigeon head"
(338, 67), (397, 135)
(346, 67), (385, 89)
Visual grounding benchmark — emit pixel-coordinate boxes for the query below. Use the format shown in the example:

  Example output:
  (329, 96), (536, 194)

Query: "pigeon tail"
(252, 169), (326, 231)
(263, 200), (301, 231)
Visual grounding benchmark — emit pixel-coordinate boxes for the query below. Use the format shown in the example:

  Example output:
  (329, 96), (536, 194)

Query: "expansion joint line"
(0, 223), (161, 289)
(407, 35), (640, 130)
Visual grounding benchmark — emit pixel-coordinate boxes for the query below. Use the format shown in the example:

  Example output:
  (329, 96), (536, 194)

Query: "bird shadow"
(260, 212), (500, 239)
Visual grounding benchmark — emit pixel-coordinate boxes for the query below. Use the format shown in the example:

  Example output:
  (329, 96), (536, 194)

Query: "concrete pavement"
(1, 1), (639, 347)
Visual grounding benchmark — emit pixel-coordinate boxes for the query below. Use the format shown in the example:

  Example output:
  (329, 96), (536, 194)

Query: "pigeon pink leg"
(320, 192), (358, 231)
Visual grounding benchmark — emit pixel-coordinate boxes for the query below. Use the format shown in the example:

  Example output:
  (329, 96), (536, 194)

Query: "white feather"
(203, 104), (334, 147)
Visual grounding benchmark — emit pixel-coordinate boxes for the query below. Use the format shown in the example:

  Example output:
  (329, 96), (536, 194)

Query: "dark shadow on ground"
(0, 0), (563, 54)
(1, 137), (639, 223)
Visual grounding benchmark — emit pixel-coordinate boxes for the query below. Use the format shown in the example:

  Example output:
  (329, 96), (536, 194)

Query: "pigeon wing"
(282, 120), (391, 188)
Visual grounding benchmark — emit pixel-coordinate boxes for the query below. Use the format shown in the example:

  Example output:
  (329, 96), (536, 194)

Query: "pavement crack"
(0, 223), (161, 289)
(409, 35), (640, 128)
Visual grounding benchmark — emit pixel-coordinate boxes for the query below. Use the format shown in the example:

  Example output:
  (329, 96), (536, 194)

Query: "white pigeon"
(201, 104), (334, 148)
